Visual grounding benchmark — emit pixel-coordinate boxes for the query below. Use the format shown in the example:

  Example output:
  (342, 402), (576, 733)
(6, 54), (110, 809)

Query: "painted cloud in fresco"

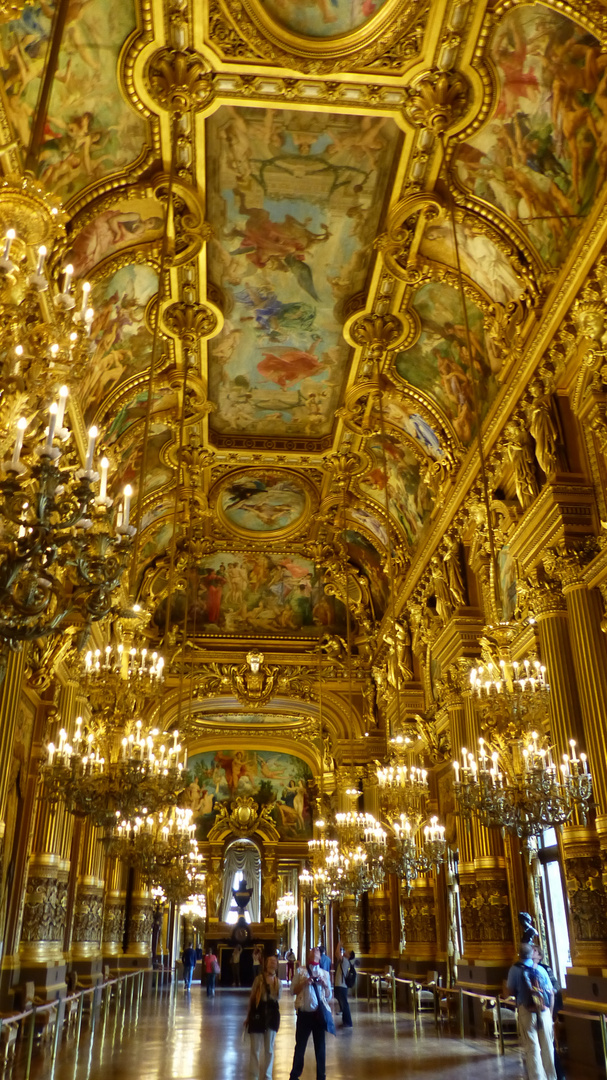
(455, 7), (603, 268)
(207, 106), (400, 439)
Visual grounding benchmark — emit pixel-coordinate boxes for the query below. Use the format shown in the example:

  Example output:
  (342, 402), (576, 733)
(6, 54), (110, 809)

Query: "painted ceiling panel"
(455, 6), (602, 269)
(0, 3), (52, 149)
(206, 105), (401, 439)
(360, 435), (432, 549)
(258, 0), (390, 37)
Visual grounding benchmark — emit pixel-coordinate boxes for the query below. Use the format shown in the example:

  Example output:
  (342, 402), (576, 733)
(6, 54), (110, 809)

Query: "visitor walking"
(532, 945), (566, 1080)
(245, 955), (282, 1080)
(253, 945), (263, 981)
(333, 943), (353, 1027)
(286, 948), (296, 982)
(288, 946), (333, 1080)
(507, 943), (557, 1080)
(231, 943), (242, 987)
(204, 946), (219, 997)
(182, 943), (196, 991)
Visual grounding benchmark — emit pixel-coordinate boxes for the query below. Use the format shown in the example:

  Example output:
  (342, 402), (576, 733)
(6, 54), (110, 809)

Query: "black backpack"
(345, 962), (357, 989)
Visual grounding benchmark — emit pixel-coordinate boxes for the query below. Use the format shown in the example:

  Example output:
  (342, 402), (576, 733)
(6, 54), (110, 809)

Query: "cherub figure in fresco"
(39, 111), (105, 189)
(70, 209), (163, 276)
(228, 194), (330, 301)
(236, 284), (316, 339)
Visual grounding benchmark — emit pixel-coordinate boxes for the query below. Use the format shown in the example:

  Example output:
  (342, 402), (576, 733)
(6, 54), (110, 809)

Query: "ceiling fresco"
(455, 6), (602, 269)
(258, 0), (390, 37)
(1, 0), (605, 664)
(206, 105), (401, 440)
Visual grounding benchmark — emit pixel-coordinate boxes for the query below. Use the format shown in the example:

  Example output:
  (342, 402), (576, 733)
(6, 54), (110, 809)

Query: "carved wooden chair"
(481, 983), (518, 1039)
(22, 981), (57, 1042)
(414, 970), (438, 1013)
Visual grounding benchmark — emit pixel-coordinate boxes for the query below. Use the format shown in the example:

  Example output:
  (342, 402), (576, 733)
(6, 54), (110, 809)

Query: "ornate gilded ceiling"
(2, 0), (607, 680)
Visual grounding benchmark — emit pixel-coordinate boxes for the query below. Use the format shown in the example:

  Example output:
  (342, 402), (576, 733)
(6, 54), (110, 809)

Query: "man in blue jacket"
(507, 943), (556, 1080)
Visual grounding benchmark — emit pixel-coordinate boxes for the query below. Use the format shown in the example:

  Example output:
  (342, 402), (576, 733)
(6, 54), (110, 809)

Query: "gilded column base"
(71, 882), (104, 962)
(336, 899), (361, 955)
(366, 895), (393, 958)
(19, 859), (70, 966)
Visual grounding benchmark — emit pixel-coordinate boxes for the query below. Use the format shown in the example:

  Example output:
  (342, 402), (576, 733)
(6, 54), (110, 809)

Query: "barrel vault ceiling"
(2, 0), (607, 750)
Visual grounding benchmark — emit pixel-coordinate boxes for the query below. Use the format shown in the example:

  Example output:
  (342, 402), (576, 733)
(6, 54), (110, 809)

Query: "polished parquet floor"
(28, 979), (536, 1080)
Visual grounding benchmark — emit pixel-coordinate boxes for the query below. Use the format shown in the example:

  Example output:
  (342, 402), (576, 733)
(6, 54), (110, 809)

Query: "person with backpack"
(532, 945), (566, 1080)
(333, 943), (354, 1027)
(245, 954), (282, 1080)
(507, 942), (557, 1080)
(204, 945), (220, 997)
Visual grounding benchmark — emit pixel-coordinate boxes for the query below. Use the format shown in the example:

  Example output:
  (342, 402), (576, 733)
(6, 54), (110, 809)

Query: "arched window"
(221, 839), (261, 922)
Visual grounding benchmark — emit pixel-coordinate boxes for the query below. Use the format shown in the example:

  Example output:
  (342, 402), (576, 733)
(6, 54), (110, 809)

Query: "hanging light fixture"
(276, 891), (298, 923)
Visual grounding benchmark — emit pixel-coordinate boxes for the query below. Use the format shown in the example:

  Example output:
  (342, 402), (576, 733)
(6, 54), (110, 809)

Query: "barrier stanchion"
(76, 992), (84, 1047)
(390, 967), (396, 1013)
(51, 1000), (62, 1060)
(367, 972), (371, 1006)
(600, 1012), (607, 1075)
(458, 988), (464, 1040)
(496, 997), (505, 1056)
(24, 1006), (36, 1080)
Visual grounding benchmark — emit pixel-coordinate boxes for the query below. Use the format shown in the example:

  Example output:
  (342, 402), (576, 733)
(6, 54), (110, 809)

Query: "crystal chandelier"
(276, 891), (298, 922)
(376, 757), (429, 829)
(453, 653), (593, 840)
(383, 813), (447, 893)
(44, 719), (188, 827)
(0, 186), (135, 648)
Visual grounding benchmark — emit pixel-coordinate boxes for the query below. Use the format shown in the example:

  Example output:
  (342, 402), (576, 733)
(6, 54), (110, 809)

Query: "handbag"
(309, 969), (336, 1036)
(212, 960), (220, 975)
(266, 996), (281, 1032)
(247, 997), (267, 1034)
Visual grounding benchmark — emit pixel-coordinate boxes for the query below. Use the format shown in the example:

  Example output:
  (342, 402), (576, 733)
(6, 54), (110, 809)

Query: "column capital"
(543, 541), (600, 594)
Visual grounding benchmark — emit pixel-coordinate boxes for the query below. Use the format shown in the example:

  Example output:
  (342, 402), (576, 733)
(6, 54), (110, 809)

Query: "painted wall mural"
(0, 3), (52, 150)
(207, 105), (401, 439)
(375, 397), (445, 459)
(186, 749), (313, 839)
(36, 0), (147, 200)
(394, 281), (498, 445)
(419, 217), (522, 305)
(259, 0), (390, 37)
(218, 470), (309, 534)
(82, 264), (158, 426)
(455, 7), (602, 268)
(153, 552), (345, 635)
(499, 545), (517, 621)
(360, 435), (433, 547)
(192, 712), (303, 725)
(69, 198), (164, 277)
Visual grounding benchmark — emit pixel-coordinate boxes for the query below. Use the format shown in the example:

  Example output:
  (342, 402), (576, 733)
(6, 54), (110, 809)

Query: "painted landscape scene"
(206, 105), (400, 439)
(186, 749), (313, 839)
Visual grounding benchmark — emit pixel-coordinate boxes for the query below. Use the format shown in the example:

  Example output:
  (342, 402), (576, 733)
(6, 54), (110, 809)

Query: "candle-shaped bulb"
(3, 228), (15, 259)
(85, 426), (98, 471)
(99, 456), (109, 500)
(44, 403), (58, 452)
(81, 280), (91, 315)
(36, 245), (47, 275)
(56, 385), (69, 430)
(11, 416), (27, 467)
(62, 264), (74, 294)
(123, 484), (132, 527)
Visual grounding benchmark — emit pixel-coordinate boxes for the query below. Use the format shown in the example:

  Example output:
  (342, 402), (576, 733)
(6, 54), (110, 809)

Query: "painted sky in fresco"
(455, 7), (602, 268)
(207, 105), (400, 439)
(220, 470), (308, 533)
(259, 0), (390, 38)
(188, 749), (313, 839)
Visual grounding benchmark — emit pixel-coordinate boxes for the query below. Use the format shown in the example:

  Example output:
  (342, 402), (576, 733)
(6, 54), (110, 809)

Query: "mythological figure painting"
(259, 0), (389, 37)
(395, 281), (497, 445)
(69, 199), (164, 277)
(187, 749), (313, 839)
(207, 106), (400, 438)
(455, 8), (603, 268)
(191, 712), (302, 726)
(498, 545), (517, 621)
(82, 264), (158, 426)
(1, 0), (148, 199)
(419, 217), (522, 305)
(375, 397), (445, 459)
(360, 436), (433, 548)
(219, 470), (308, 534)
(153, 552), (345, 636)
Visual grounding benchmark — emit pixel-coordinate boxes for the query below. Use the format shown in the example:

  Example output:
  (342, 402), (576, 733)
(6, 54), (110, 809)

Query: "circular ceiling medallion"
(214, 468), (315, 538)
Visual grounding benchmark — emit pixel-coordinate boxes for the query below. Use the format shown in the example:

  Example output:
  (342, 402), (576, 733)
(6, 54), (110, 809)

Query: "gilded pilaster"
(69, 820), (105, 983)
(531, 577), (585, 756)
(400, 878), (437, 966)
(0, 650), (26, 861)
(124, 870), (153, 961)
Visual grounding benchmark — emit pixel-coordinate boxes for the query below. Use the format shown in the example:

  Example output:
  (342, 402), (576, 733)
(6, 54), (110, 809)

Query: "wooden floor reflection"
(20, 980), (540, 1080)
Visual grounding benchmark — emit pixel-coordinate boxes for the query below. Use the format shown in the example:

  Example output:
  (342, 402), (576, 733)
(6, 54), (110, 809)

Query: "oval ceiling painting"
(258, 0), (390, 37)
(216, 469), (312, 537)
